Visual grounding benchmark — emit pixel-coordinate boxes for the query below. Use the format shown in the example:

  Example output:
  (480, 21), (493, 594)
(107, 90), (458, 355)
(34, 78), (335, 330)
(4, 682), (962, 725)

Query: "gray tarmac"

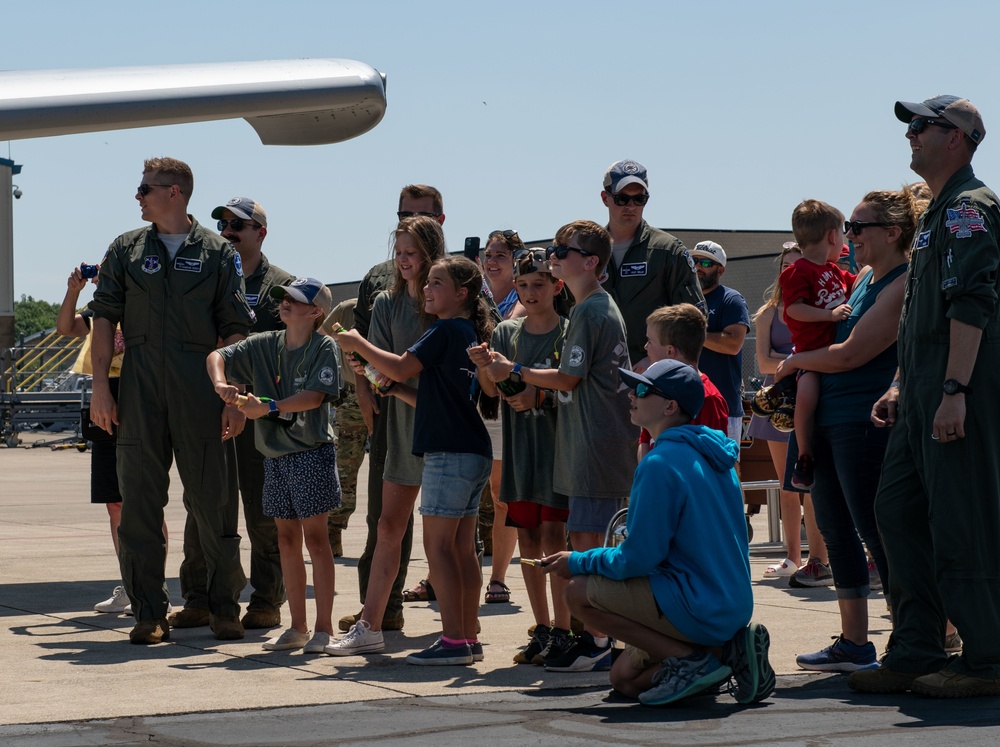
(2, 433), (999, 746)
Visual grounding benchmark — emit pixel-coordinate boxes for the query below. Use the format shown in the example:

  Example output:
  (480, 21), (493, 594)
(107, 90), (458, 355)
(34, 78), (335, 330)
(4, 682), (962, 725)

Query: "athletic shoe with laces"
(406, 640), (474, 666)
(469, 641), (484, 662)
(262, 627), (310, 651)
(944, 631), (963, 653)
(303, 631), (332, 654)
(639, 652), (733, 706)
(796, 634), (879, 672)
(535, 627), (574, 665)
(722, 622), (776, 703)
(544, 631), (612, 672)
(788, 557), (834, 588)
(790, 455), (815, 490)
(94, 586), (130, 613)
(514, 624), (550, 664)
(325, 620), (385, 656)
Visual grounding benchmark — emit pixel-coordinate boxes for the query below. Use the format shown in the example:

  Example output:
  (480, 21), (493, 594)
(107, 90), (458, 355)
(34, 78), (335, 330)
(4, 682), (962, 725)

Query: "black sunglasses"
(137, 183), (173, 196)
(844, 220), (890, 235)
(611, 192), (650, 207)
(217, 218), (260, 232)
(635, 382), (669, 399)
(397, 211), (441, 220)
(908, 117), (958, 136)
(546, 245), (595, 260)
(489, 229), (519, 241)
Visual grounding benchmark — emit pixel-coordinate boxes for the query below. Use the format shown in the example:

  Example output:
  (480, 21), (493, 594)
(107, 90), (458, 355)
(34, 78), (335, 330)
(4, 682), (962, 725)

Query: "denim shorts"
(567, 496), (626, 534)
(419, 452), (492, 518)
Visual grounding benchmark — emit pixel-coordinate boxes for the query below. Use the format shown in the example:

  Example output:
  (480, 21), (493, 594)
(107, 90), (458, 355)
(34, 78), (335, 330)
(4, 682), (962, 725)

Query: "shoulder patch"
(319, 366), (336, 386)
(683, 249), (696, 273)
(946, 199), (987, 239)
(568, 345), (586, 367)
(233, 253), (244, 277)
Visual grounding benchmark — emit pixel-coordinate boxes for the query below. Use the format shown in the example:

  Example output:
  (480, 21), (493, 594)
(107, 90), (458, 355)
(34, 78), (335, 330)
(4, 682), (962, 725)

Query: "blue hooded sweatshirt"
(567, 424), (752, 646)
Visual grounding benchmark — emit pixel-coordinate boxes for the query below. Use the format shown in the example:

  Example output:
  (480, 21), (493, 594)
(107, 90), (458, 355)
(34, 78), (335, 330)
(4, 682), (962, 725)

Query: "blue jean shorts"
(419, 452), (492, 518)
(568, 496), (626, 534)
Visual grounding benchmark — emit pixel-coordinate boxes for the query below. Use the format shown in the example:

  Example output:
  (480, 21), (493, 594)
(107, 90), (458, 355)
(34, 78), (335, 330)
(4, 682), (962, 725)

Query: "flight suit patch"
(174, 257), (203, 272)
(914, 231), (931, 250)
(620, 262), (647, 277)
(142, 256), (161, 274)
(245, 294), (259, 306)
(946, 200), (986, 239)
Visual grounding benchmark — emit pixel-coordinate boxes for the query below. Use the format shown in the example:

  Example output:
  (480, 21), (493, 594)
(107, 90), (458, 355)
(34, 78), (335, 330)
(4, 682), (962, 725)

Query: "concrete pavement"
(2, 433), (999, 745)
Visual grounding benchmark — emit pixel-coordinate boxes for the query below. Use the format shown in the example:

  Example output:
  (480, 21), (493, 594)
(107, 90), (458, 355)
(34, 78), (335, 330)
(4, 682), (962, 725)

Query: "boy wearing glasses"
(778, 201), (855, 491)
(541, 359), (773, 706)
(599, 159), (705, 365)
(169, 198), (295, 633)
(481, 220), (636, 672)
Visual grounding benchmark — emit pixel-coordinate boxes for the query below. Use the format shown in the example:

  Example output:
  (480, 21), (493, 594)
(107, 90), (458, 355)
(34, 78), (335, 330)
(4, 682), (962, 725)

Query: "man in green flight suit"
(169, 197), (294, 633)
(850, 96), (1000, 697)
(89, 158), (254, 645)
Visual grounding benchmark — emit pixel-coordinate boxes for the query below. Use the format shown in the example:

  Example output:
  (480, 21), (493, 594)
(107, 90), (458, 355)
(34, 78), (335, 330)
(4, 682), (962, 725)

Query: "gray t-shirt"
(492, 317), (569, 508)
(553, 291), (636, 498)
(369, 290), (427, 486)
(219, 330), (342, 458)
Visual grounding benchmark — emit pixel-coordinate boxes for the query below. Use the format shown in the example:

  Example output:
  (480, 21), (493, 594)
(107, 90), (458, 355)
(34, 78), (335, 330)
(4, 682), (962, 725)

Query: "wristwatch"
(268, 399), (280, 414)
(510, 363), (524, 384)
(943, 379), (972, 396)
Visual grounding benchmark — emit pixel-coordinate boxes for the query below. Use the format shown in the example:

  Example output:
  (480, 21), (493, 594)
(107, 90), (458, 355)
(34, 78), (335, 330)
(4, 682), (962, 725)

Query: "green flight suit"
(178, 253), (293, 614)
(877, 164), (1000, 678)
(90, 218), (254, 621)
(601, 220), (705, 364)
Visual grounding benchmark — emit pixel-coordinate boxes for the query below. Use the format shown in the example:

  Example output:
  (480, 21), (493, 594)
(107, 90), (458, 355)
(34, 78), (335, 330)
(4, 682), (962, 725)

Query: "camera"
(80, 263), (99, 279)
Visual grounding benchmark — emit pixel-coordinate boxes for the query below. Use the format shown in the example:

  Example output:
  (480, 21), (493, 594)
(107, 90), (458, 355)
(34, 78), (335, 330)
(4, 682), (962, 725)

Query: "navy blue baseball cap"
(271, 277), (333, 316)
(603, 159), (649, 194)
(619, 359), (704, 419)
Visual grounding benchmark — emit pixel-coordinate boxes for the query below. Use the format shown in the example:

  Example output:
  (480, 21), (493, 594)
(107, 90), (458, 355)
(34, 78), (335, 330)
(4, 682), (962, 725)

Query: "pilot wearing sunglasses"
(599, 159), (705, 364)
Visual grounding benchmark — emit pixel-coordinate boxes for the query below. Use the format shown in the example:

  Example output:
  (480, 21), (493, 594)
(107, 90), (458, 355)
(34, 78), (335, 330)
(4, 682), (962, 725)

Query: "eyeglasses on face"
(635, 382), (669, 399)
(844, 220), (890, 235)
(907, 117), (957, 136)
(137, 183), (174, 196)
(694, 258), (719, 269)
(611, 192), (649, 207)
(397, 211), (440, 220)
(217, 218), (260, 232)
(546, 244), (595, 260)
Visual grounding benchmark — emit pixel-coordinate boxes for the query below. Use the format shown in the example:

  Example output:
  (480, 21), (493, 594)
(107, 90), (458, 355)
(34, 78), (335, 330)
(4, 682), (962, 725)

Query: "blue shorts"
(568, 496), (626, 534)
(263, 443), (341, 520)
(419, 452), (491, 519)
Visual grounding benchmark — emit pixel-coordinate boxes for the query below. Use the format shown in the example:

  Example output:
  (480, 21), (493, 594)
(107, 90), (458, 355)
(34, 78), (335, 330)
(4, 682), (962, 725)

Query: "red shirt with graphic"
(638, 372), (729, 447)
(780, 258), (856, 352)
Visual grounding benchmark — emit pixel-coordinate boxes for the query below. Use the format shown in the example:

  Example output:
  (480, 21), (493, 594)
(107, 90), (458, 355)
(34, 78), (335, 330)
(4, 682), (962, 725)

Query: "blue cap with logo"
(603, 159), (649, 194)
(270, 277), (333, 316)
(618, 359), (704, 419)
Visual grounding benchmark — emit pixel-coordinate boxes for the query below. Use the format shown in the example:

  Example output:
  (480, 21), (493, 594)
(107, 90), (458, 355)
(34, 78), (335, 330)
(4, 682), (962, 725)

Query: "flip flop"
(485, 580), (511, 604)
(402, 579), (435, 602)
(762, 558), (796, 579)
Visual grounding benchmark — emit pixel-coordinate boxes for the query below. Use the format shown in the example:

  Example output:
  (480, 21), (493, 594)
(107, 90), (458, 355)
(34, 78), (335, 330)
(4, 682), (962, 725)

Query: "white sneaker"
(324, 620), (385, 656)
(263, 628), (311, 651)
(94, 586), (129, 613)
(303, 631), (332, 654)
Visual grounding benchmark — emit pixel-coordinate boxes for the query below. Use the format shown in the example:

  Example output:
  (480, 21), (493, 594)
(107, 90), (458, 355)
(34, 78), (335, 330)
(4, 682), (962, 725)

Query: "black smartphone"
(463, 236), (481, 262)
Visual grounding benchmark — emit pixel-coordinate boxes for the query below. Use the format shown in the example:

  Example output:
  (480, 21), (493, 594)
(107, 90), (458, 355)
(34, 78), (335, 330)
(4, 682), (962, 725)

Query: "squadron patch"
(914, 231), (931, 250)
(319, 366), (336, 386)
(946, 200), (986, 239)
(142, 256), (161, 274)
(683, 250), (697, 273)
(233, 253), (244, 277)
(568, 345), (586, 368)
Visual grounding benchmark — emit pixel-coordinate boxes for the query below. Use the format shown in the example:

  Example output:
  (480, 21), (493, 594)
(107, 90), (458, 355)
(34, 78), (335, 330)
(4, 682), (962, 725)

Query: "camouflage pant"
(328, 390), (368, 537)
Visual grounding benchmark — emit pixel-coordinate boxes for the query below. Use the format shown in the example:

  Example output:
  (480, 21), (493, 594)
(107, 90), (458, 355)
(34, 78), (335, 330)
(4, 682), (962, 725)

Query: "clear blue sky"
(7, 0), (1000, 303)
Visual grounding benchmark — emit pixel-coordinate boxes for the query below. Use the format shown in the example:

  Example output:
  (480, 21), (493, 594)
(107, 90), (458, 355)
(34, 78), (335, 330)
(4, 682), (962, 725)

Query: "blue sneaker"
(639, 653), (733, 706)
(796, 635), (879, 672)
(722, 622), (776, 704)
(469, 641), (484, 662)
(405, 640), (473, 666)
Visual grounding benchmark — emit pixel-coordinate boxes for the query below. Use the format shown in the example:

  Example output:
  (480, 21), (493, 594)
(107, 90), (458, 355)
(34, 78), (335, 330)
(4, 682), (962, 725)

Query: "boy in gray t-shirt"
(480, 220), (637, 673)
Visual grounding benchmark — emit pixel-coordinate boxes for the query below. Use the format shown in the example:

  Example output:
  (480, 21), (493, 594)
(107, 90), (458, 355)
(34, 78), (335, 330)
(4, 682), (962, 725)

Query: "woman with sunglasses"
(478, 229), (526, 605)
(748, 244), (829, 582)
(776, 188), (917, 673)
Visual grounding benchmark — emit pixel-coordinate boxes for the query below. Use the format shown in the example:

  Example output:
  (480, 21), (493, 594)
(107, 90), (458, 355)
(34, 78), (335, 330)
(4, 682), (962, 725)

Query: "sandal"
(485, 580), (511, 604)
(762, 558), (797, 579)
(402, 579), (435, 603)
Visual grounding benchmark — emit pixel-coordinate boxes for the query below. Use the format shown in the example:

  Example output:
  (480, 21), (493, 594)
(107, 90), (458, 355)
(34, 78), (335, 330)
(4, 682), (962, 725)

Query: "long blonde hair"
(752, 242), (801, 323)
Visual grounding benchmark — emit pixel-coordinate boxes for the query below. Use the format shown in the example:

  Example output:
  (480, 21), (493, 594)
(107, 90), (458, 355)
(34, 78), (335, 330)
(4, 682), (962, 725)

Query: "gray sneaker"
(639, 653), (732, 706)
(788, 557), (834, 588)
(325, 620), (385, 656)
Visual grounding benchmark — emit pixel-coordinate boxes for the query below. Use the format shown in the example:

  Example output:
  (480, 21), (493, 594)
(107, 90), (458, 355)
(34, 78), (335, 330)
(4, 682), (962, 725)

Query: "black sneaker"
(790, 455), (815, 490)
(535, 627), (574, 665)
(722, 622), (776, 704)
(544, 631), (612, 672)
(514, 624), (550, 664)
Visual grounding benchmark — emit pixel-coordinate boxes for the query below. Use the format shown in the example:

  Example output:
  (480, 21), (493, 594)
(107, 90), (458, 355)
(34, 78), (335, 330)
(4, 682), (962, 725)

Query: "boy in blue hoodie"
(543, 359), (774, 706)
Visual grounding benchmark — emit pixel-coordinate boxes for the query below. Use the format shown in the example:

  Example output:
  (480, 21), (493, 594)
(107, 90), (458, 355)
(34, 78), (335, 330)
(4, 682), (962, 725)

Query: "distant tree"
(13, 295), (60, 340)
